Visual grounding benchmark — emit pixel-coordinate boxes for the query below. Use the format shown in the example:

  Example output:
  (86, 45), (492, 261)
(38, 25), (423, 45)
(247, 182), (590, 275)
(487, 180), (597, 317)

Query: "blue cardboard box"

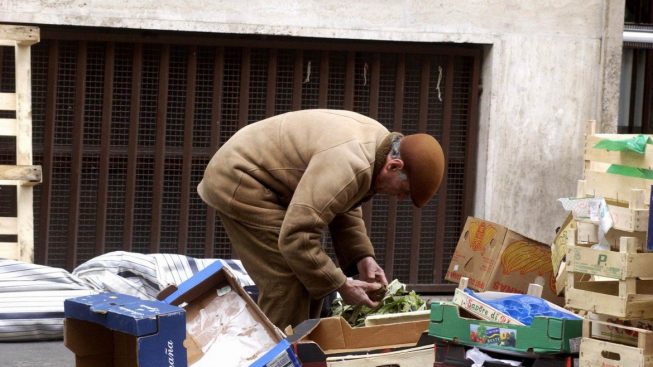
(163, 261), (300, 367)
(64, 292), (187, 367)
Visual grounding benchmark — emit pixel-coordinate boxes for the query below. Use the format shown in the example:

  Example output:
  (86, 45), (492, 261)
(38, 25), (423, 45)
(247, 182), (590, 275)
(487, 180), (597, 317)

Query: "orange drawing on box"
(500, 241), (552, 275)
(501, 241), (556, 293)
(469, 222), (497, 252)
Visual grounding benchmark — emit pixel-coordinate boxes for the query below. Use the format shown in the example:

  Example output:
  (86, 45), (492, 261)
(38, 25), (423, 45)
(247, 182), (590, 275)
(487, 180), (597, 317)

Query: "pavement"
(0, 340), (74, 366)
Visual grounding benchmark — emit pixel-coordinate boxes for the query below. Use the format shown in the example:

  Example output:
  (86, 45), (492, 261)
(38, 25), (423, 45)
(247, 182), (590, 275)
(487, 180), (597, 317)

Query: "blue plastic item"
(463, 289), (581, 325)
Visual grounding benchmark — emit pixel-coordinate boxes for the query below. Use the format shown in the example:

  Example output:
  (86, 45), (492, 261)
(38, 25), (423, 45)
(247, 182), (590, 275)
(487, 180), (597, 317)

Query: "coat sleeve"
(329, 207), (375, 277)
(278, 143), (373, 299)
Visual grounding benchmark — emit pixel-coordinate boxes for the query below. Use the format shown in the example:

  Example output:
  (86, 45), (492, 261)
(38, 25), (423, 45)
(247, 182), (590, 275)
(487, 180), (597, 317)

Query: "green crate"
(429, 302), (582, 354)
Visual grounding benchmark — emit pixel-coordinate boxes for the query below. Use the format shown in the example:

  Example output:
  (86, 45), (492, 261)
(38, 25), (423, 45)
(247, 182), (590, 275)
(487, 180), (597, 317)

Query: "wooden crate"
(580, 120), (653, 204)
(566, 237), (653, 319)
(576, 120), (651, 251)
(580, 318), (653, 367)
(551, 214), (576, 295)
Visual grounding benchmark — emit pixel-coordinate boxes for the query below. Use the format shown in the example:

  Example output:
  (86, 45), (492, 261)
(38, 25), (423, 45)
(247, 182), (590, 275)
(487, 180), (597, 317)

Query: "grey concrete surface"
(0, 341), (74, 367)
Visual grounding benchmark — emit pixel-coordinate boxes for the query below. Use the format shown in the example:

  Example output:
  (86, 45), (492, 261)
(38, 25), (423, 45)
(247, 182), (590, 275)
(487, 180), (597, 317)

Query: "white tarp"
(0, 251), (253, 341)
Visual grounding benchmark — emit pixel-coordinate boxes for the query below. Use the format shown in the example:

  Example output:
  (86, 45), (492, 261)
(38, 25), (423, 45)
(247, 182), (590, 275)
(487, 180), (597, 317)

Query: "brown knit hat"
(400, 134), (445, 208)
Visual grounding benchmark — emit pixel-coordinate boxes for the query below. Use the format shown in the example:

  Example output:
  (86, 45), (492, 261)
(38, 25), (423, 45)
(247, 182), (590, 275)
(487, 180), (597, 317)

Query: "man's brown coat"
(198, 109), (395, 298)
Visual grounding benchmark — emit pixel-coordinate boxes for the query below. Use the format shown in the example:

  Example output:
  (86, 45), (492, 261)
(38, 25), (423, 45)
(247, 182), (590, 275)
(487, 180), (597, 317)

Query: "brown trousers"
(217, 212), (324, 330)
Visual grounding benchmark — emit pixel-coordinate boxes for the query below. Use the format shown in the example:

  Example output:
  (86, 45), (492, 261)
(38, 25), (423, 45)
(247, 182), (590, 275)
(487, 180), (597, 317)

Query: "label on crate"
(452, 289), (522, 325)
(469, 324), (517, 348)
(571, 248), (623, 279)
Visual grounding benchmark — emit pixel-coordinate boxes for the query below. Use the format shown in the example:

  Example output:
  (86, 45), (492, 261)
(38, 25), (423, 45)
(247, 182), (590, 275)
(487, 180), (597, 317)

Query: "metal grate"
(0, 26), (481, 293)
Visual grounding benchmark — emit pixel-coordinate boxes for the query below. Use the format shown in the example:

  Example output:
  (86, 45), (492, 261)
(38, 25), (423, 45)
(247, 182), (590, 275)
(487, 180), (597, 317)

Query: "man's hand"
(356, 256), (388, 286)
(338, 279), (384, 308)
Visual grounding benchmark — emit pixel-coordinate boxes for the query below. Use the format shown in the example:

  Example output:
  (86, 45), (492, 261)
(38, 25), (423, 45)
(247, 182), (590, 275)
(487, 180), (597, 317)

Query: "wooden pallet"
(565, 237), (653, 319)
(0, 25), (40, 262)
(580, 318), (653, 367)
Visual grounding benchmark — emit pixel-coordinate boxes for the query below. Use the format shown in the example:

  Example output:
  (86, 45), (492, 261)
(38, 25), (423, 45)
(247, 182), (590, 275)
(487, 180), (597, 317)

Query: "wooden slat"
(583, 171), (653, 203)
(67, 41), (88, 269)
(0, 47), (3, 91)
(178, 45), (197, 255)
(0, 165), (42, 183)
(567, 242), (653, 280)
(123, 43), (143, 252)
(384, 53), (405, 280)
(15, 41), (36, 264)
(150, 44), (170, 254)
(586, 317), (653, 350)
(37, 39), (59, 264)
(15, 45), (34, 163)
(580, 337), (650, 367)
(0, 242), (20, 261)
(0, 92), (16, 110)
(433, 56), (454, 283)
(95, 42), (115, 256)
(0, 25), (40, 45)
(238, 47), (250, 129)
(0, 118), (17, 136)
(0, 217), (18, 235)
(265, 49), (277, 118)
(585, 134), (653, 169)
(205, 46), (224, 258)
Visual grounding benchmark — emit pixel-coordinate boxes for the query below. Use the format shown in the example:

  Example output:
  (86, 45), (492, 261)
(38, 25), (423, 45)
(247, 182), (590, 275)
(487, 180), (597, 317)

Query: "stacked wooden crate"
(0, 25), (41, 262)
(562, 121), (653, 366)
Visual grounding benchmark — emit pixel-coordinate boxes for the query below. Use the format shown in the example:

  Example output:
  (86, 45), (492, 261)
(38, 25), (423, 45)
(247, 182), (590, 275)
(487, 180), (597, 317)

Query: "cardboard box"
(429, 302), (582, 354)
(445, 216), (563, 304)
(64, 292), (187, 367)
(163, 261), (300, 367)
(286, 316), (435, 367)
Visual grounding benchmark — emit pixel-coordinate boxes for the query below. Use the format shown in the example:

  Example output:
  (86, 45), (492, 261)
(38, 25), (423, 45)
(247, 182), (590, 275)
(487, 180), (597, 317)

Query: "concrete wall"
(0, 0), (625, 243)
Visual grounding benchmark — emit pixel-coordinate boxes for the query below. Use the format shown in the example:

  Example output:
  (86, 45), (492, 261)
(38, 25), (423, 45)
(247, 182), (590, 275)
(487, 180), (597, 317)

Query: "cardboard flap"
(547, 318), (563, 340)
(286, 318), (321, 343)
(294, 316), (429, 353)
(163, 261), (226, 305)
(430, 303), (445, 322)
(65, 293), (183, 336)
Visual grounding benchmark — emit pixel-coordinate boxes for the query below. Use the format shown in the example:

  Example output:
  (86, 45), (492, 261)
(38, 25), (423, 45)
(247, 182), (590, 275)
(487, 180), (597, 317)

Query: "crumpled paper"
(187, 286), (278, 367)
(465, 347), (522, 366)
(558, 197), (613, 249)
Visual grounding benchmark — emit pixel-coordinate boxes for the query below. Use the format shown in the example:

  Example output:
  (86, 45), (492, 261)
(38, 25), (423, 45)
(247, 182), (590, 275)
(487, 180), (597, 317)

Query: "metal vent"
(0, 27), (481, 292)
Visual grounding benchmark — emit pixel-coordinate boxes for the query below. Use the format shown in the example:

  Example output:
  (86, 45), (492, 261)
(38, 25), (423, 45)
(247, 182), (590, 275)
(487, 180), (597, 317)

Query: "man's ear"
(386, 158), (404, 172)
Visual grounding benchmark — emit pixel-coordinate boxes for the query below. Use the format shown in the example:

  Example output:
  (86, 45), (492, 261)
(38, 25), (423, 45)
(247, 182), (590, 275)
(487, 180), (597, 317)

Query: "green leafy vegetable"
(330, 279), (428, 327)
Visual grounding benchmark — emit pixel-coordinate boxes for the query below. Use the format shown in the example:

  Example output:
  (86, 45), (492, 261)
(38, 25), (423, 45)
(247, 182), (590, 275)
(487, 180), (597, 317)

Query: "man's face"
(375, 159), (411, 201)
